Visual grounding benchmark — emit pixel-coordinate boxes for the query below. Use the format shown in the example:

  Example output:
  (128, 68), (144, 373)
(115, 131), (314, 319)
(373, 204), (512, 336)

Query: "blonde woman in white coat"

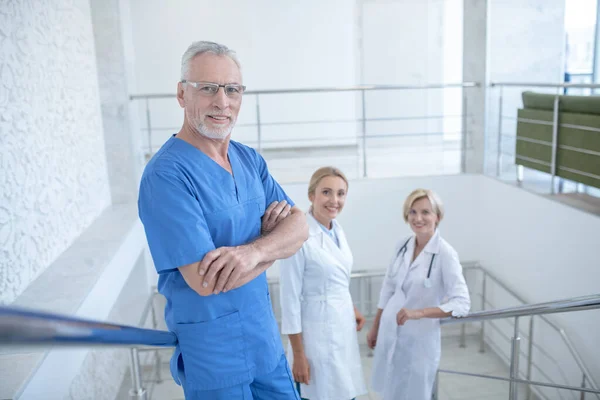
(279, 167), (367, 400)
(367, 189), (471, 400)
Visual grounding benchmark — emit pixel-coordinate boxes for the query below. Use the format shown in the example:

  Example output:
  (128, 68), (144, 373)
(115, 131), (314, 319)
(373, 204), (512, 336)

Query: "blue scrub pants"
(179, 353), (299, 400)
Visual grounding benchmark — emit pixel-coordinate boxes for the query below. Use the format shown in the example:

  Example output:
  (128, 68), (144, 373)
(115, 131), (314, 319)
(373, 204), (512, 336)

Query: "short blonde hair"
(308, 166), (349, 198)
(402, 189), (444, 224)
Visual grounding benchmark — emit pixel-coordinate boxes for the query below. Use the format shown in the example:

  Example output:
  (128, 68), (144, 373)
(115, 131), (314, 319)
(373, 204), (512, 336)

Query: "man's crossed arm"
(179, 200), (308, 296)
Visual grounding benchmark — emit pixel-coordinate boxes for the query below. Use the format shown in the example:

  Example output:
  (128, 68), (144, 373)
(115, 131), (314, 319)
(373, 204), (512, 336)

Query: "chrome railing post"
(496, 85), (504, 177)
(581, 374), (587, 400)
(461, 90), (468, 173)
(367, 275), (372, 317)
(366, 274), (374, 358)
(129, 348), (147, 400)
(358, 274), (365, 320)
(510, 317), (522, 400)
(256, 94), (262, 154)
(459, 267), (467, 347)
(480, 271), (486, 353)
(149, 293), (162, 383)
(459, 323), (466, 348)
(526, 316), (534, 400)
(361, 89), (367, 178)
(557, 329), (600, 400)
(550, 94), (560, 194)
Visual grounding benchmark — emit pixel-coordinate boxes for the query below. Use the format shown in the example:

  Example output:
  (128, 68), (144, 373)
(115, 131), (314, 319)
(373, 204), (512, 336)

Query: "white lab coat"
(279, 212), (367, 400)
(371, 231), (470, 400)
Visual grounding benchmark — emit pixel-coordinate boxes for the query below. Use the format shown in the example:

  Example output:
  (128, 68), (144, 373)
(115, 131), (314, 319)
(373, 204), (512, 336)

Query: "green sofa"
(516, 91), (600, 189)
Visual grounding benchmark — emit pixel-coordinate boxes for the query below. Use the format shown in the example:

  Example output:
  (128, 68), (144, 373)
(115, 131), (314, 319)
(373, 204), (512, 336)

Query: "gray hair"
(180, 41), (241, 81)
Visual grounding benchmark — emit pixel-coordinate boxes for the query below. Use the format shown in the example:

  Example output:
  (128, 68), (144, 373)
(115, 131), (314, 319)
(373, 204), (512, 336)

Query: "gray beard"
(198, 123), (232, 140)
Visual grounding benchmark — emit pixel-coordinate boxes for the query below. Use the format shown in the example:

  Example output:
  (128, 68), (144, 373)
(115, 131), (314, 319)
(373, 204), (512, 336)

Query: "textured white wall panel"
(0, 0), (111, 304)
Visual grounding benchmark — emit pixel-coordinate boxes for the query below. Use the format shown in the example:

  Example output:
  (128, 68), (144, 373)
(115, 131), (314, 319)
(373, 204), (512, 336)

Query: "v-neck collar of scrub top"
(171, 135), (243, 203)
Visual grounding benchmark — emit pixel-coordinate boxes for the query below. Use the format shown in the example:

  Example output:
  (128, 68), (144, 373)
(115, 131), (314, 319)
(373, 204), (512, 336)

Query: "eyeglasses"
(181, 80), (246, 98)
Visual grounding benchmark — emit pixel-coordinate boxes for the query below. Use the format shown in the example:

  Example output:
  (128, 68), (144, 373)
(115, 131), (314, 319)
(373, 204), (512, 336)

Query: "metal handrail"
(129, 82), (479, 100)
(132, 81), (479, 177)
(467, 266), (600, 400)
(490, 82), (600, 89)
(441, 294), (600, 324)
(0, 305), (177, 347)
(438, 369), (600, 396)
(1, 291), (596, 350)
(3, 275), (598, 399)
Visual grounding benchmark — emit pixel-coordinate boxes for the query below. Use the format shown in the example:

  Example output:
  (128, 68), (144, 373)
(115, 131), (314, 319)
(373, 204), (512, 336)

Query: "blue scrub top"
(138, 136), (294, 391)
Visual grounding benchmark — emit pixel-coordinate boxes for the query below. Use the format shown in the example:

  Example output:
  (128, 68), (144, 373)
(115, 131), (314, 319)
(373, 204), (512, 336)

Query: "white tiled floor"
(128, 334), (517, 400)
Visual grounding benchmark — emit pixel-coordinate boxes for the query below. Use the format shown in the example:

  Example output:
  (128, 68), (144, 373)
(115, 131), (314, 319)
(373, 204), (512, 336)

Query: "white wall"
(128, 0), (360, 151)
(128, 0), (470, 159)
(361, 0), (446, 138)
(0, 0), (112, 304)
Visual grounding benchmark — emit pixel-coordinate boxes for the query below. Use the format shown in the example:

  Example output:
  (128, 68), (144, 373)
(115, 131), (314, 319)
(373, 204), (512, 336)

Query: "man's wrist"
(248, 241), (266, 265)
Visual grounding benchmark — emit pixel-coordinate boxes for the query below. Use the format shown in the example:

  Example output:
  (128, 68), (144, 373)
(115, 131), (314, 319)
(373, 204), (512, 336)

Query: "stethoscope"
(389, 237), (436, 288)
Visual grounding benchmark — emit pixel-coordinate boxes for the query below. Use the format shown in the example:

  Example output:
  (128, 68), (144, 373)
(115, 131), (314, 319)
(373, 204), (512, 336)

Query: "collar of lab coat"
(403, 230), (441, 270)
(422, 230), (441, 255)
(307, 211), (340, 237)
(306, 212), (352, 268)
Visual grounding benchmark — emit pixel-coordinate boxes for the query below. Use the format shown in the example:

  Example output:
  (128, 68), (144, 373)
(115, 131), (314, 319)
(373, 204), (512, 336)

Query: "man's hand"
(198, 244), (264, 294)
(396, 308), (424, 326)
(261, 200), (291, 235)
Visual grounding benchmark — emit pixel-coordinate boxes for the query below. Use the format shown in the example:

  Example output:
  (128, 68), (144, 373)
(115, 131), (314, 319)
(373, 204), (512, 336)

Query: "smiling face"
(309, 175), (348, 228)
(177, 52), (242, 140)
(407, 196), (439, 237)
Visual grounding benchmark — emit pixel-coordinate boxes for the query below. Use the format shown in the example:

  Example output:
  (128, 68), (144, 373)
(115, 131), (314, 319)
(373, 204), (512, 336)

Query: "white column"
(90, 0), (141, 205)
(462, 0), (489, 174)
(594, 0), (600, 85)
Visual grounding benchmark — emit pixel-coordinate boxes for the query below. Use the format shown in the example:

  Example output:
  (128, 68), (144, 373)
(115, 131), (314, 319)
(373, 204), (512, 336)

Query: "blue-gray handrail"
(441, 293), (600, 324)
(0, 306), (177, 347)
(2, 294), (599, 348)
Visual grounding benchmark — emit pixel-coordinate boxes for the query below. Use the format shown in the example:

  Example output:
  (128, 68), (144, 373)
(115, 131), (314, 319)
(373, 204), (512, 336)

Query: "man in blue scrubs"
(138, 41), (308, 399)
